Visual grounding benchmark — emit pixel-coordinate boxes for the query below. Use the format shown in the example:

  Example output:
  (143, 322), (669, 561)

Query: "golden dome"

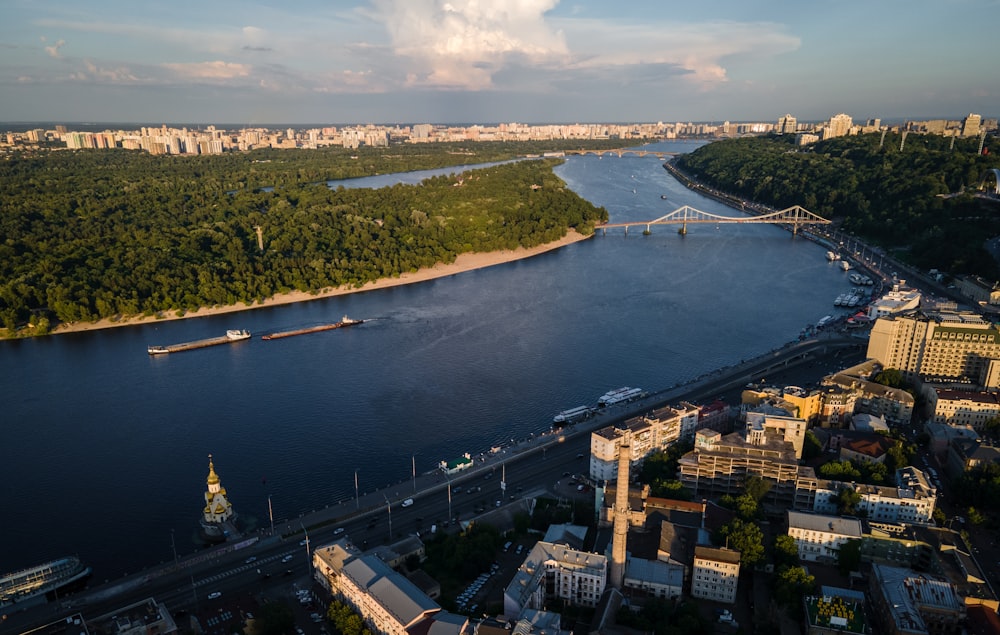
(206, 454), (220, 485)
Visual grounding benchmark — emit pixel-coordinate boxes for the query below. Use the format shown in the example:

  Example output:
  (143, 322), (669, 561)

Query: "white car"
(333, 527), (345, 535)
(401, 498), (414, 507)
(282, 554), (294, 563)
(207, 591), (222, 600)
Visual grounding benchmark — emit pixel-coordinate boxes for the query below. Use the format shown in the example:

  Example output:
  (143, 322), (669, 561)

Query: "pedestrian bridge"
(597, 205), (831, 235)
(564, 148), (679, 158)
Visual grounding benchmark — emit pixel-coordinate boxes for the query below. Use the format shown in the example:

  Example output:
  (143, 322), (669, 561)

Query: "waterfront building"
(953, 274), (1000, 305)
(89, 598), (178, 635)
(690, 545), (740, 604)
(867, 310), (1000, 388)
(200, 454), (235, 540)
(312, 539), (467, 635)
(930, 389), (1000, 432)
(787, 511), (862, 563)
(867, 284), (922, 319)
(869, 563), (965, 635)
(502, 542), (607, 617)
(589, 402), (699, 482)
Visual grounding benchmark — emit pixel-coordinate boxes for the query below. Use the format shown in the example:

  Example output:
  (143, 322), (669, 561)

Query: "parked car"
(207, 591), (222, 600)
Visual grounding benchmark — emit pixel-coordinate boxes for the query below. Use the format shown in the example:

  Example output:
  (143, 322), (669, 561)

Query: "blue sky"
(1, 0), (996, 124)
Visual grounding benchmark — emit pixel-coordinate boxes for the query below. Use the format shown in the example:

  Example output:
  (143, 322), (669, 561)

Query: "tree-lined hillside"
(0, 145), (611, 333)
(675, 133), (1000, 278)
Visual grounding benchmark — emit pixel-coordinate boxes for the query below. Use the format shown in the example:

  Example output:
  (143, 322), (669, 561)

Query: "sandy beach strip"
(47, 229), (593, 336)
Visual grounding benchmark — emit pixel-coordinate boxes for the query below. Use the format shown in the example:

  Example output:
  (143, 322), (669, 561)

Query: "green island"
(675, 132), (1000, 279)
(0, 140), (629, 337)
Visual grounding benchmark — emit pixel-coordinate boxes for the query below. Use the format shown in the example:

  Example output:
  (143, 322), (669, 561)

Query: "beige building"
(867, 310), (1000, 388)
(589, 403), (699, 482)
(312, 539), (466, 635)
(745, 412), (807, 458)
(787, 511), (862, 563)
(678, 429), (819, 509)
(690, 546), (741, 604)
(930, 389), (1000, 432)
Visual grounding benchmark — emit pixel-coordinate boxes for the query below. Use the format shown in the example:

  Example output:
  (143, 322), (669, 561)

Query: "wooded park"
(0, 141), (622, 335)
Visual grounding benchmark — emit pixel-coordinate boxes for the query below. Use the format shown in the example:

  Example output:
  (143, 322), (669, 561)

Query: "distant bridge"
(597, 205), (831, 236)
(564, 148), (679, 158)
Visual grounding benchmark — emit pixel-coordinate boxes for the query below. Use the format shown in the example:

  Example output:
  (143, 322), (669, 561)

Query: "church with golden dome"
(199, 454), (237, 542)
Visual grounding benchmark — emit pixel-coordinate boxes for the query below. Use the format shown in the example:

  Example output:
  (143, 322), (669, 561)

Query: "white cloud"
(369, 0), (568, 89)
(45, 39), (66, 58)
(163, 60), (251, 80)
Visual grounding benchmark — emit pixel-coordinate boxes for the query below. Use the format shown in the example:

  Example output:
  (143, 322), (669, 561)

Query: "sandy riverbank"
(47, 230), (593, 336)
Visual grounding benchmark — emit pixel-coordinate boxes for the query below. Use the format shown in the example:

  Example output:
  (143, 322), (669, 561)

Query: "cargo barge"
(262, 316), (363, 340)
(147, 329), (251, 355)
(1, 556), (92, 610)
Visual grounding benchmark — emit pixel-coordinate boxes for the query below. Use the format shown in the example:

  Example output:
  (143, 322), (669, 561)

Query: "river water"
(0, 140), (857, 580)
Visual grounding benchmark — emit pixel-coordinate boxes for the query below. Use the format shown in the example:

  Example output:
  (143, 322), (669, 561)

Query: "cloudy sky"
(1, 0), (996, 124)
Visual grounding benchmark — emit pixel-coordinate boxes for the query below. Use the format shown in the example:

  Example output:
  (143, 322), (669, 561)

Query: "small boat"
(660, 194), (669, 200)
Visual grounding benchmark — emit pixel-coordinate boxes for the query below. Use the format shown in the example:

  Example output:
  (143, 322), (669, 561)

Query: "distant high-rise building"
(824, 113), (853, 139)
(777, 114), (797, 134)
(962, 113), (982, 137)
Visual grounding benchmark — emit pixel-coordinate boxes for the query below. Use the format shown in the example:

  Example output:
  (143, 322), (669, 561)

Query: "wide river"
(0, 140), (858, 581)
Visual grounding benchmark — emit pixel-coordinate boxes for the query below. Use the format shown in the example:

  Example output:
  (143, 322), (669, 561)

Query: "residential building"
(589, 402), (699, 481)
(777, 114), (798, 134)
(823, 362), (915, 425)
(930, 389), (1000, 432)
(312, 539), (467, 635)
(678, 429), (820, 510)
(962, 113), (982, 138)
(622, 557), (684, 600)
(787, 511), (862, 563)
(812, 467), (937, 525)
(868, 563), (965, 635)
(946, 438), (1000, 478)
(744, 412), (807, 458)
(502, 542), (607, 618)
(690, 546), (740, 604)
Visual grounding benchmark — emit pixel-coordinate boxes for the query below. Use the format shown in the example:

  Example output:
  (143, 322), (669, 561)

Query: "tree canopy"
(0, 143), (612, 335)
(675, 133), (1000, 279)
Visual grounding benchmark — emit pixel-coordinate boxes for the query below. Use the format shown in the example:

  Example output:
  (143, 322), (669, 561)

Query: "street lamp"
(300, 522), (311, 575)
(170, 528), (178, 567)
(355, 469), (360, 510)
(412, 455), (417, 494)
(382, 494), (392, 541)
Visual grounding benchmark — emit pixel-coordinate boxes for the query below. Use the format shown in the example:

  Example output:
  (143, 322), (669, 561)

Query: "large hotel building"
(866, 310), (1000, 388)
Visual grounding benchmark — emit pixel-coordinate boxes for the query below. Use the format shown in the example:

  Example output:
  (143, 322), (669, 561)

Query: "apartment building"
(787, 511), (863, 563)
(812, 467), (937, 525)
(503, 542), (607, 618)
(589, 403), (699, 482)
(930, 389), (1000, 432)
(690, 546), (741, 604)
(678, 429), (820, 509)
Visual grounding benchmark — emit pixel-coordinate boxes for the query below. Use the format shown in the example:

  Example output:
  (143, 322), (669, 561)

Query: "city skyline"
(2, 0), (997, 125)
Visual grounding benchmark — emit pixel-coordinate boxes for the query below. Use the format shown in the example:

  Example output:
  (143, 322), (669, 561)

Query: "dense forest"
(675, 133), (1000, 279)
(0, 141), (620, 335)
